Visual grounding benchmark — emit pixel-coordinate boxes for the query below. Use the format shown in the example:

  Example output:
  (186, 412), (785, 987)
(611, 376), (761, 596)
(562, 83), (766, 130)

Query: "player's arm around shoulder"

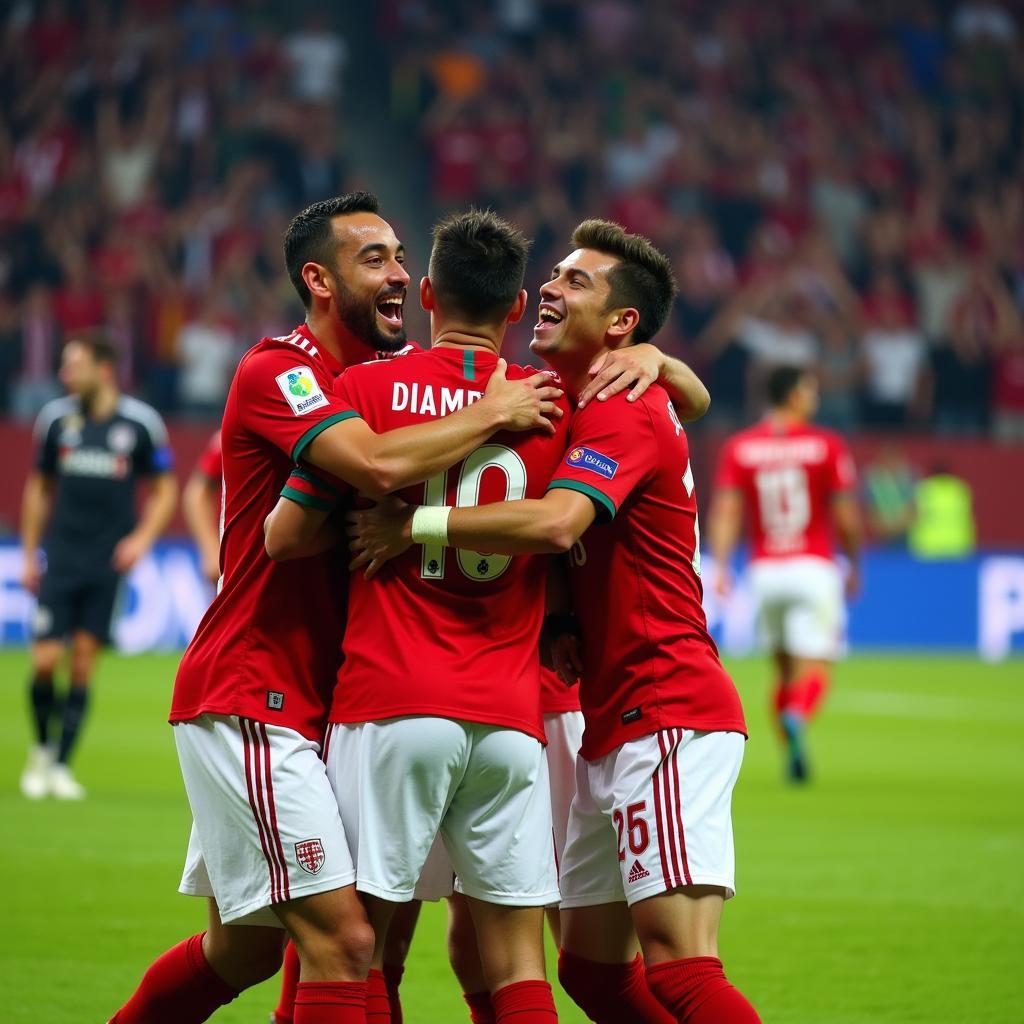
(578, 344), (711, 422)
(303, 358), (563, 499)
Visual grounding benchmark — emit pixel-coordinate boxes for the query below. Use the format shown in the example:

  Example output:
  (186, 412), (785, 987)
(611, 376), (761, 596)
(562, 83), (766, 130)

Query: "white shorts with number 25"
(558, 728), (744, 908)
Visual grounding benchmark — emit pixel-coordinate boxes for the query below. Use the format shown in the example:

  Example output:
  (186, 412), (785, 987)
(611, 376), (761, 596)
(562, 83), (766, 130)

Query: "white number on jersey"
(420, 444), (528, 582)
(682, 460), (702, 577)
(754, 465), (810, 547)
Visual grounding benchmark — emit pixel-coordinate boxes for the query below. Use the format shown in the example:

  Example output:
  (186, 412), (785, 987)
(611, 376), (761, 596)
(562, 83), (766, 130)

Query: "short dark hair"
(284, 192), (380, 307)
(429, 209), (531, 322)
(70, 335), (118, 366)
(767, 365), (807, 406)
(570, 219), (677, 345)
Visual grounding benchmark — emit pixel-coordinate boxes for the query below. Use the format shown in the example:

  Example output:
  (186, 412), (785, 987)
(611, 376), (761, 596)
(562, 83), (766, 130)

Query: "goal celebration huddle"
(104, 191), (813, 1024)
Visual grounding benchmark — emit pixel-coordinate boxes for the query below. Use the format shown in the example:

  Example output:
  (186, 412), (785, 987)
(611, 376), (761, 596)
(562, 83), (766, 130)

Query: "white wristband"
(411, 505), (452, 546)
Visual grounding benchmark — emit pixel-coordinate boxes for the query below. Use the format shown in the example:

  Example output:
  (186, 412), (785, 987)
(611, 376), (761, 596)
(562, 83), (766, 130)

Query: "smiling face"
(327, 212), (411, 350)
(530, 248), (627, 372)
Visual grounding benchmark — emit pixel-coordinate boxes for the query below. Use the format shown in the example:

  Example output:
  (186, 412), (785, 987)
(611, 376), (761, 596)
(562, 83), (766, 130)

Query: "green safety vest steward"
(908, 475), (976, 559)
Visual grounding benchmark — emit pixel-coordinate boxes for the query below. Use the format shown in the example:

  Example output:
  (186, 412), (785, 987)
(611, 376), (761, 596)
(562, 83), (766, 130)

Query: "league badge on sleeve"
(566, 446), (619, 480)
(276, 366), (328, 416)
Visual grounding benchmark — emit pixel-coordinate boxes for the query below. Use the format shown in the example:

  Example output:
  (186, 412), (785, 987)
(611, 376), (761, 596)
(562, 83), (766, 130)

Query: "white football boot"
(49, 761), (86, 800)
(19, 745), (53, 799)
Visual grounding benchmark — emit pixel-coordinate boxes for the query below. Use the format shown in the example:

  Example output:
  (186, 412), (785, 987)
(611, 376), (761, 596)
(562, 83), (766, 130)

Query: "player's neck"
(304, 313), (377, 369)
(768, 409), (806, 430)
(431, 321), (502, 355)
(81, 384), (119, 421)
(544, 353), (594, 399)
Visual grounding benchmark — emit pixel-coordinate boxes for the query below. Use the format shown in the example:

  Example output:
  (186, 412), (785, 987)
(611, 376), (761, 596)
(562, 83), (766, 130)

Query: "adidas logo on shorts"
(627, 859), (650, 884)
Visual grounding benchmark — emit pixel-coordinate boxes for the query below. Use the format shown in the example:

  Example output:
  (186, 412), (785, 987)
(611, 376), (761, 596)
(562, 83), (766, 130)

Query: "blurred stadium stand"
(1, 0), (1022, 434)
(1, 1), (1022, 653)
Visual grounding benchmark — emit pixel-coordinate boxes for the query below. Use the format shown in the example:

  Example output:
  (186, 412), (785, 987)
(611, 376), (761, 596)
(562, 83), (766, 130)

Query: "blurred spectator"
(284, 14), (349, 103)
(909, 464), (977, 559)
(860, 272), (930, 428)
(863, 444), (917, 546)
(175, 295), (237, 419)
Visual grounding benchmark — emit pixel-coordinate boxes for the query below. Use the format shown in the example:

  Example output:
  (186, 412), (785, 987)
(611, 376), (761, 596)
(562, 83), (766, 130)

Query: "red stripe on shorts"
(320, 723), (333, 765)
(660, 730), (684, 888)
(241, 718), (282, 903)
(259, 722), (291, 902)
(652, 731), (674, 891)
(669, 729), (693, 886)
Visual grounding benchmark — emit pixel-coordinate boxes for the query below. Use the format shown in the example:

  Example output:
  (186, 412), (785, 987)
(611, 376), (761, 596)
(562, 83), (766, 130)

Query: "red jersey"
(548, 386), (746, 761)
(541, 666), (581, 714)
(195, 430), (222, 482)
(169, 325), (360, 740)
(327, 346), (572, 742)
(714, 419), (856, 562)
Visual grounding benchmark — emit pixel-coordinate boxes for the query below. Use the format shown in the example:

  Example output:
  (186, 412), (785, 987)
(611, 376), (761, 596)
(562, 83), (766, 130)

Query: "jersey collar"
(294, 323), (344, 377)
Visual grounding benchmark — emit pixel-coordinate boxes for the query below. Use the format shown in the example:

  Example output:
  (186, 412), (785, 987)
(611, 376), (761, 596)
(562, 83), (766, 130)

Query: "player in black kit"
(19, 338), (178, 800)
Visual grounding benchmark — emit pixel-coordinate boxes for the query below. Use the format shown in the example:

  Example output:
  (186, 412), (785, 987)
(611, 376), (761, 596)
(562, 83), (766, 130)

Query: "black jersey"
(34, 395), (174, 580)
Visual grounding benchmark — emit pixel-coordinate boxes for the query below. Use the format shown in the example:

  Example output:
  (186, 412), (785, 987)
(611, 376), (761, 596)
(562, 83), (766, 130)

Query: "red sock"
(293, 981), (366, 1024)
(492, 980), (558, 1022)
(777, 671), (829, 722)
(558, 949), (673, 1023)
(645, 957), (760, 1023)
(366, 968), (391, 1023)
(796, 669), (828, 719)
(464, 989), (496, 1023)
(274, 940), (301, 1023)
(383, 963), (405, 1024)
(110, 932), (238, 1023)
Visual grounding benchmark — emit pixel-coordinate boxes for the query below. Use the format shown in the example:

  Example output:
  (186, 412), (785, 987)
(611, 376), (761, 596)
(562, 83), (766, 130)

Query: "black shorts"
(33, 571), (123, 646)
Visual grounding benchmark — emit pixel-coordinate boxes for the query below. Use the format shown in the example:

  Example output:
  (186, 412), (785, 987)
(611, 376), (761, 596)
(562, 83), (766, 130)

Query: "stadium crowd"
(1, 0), (1023, 441)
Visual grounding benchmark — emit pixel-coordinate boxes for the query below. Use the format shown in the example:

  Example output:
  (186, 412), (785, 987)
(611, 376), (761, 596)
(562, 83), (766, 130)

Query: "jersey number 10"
(419, 444), (527, 582)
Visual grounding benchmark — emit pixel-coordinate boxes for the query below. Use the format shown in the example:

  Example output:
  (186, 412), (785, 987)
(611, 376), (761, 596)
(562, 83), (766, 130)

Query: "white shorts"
(175, 715), (355, 926)
(325, 716), (559, 907)
(546, 710), (585, 870)
(559, 729), (744, 909)
(410, 710), (583, 903)
(748, 556), (844, 660)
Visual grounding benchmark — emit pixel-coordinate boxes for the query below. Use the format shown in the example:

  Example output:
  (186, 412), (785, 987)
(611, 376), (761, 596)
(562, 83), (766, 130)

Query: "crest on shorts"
(295, 838), (325, 874)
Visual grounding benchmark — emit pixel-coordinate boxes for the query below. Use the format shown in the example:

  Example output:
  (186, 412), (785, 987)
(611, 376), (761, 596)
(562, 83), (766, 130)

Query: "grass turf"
(1, 650), (1021, 1023)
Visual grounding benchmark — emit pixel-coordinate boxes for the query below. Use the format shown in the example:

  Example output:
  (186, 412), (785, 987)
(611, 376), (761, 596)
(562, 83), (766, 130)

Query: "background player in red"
(109, 194), (562, 1024)
(349, 220), (760, 1024)
(183, 429), (222, 585)
(708, 365), (863, 781)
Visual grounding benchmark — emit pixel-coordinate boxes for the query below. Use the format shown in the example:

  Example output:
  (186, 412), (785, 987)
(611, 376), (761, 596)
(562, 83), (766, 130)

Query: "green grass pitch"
(2, 649), (1022, 1023)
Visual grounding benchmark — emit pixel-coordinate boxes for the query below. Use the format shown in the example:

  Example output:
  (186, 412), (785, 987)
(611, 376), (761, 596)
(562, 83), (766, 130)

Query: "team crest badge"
(295, 838), (326, 874)
(108, 423), (137, 453)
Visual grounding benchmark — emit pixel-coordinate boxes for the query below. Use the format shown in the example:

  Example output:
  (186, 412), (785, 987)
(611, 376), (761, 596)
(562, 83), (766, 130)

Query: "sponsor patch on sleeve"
(565, 445), (618, 480)
(275, 366), (328, 416)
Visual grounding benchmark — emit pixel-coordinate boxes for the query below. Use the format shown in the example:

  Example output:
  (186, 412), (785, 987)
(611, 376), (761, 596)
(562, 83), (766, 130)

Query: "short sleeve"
(34, 415), (59, 475)
(713, 438), (741, 491)
(281, 466), (344, 512)
(546, 398), (655, 522)
(132, 404), (174, 476)
(238, 347), (361, 461)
